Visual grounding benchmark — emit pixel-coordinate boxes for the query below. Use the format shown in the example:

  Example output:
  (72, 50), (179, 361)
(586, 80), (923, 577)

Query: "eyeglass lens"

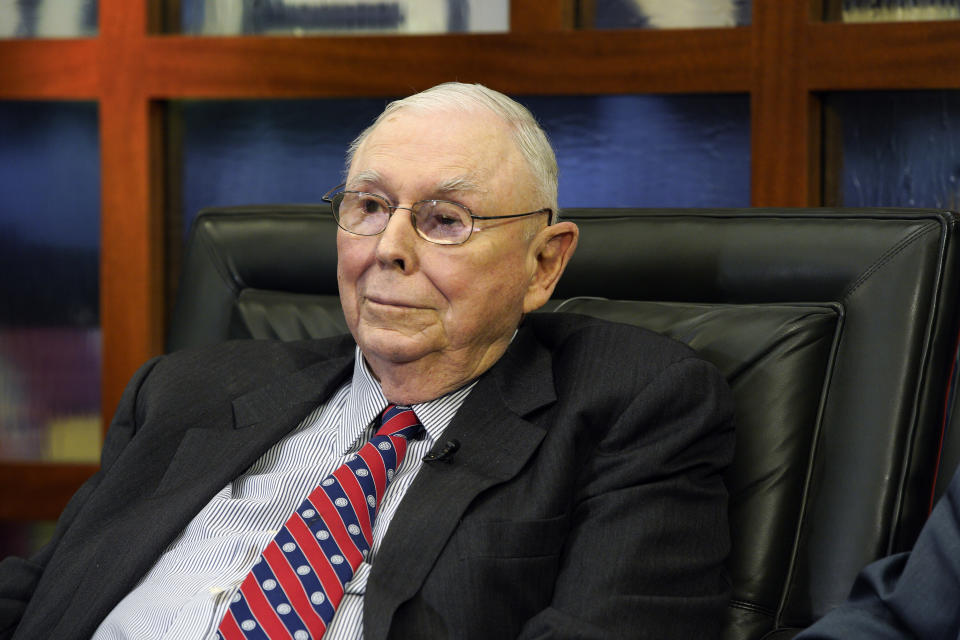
(334, 192), (473, 244)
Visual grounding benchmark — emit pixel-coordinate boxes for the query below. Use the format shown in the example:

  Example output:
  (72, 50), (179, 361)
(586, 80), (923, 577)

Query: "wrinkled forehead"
(347, 107), (529, 196)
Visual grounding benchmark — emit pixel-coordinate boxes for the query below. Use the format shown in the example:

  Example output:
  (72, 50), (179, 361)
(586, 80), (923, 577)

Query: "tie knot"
(378, 404), (425, 441)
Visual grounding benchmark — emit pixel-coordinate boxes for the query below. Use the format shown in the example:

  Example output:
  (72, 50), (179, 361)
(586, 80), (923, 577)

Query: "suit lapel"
(56, 350), (356, 639)
(364, 325), (556, 640)
(151, 351), (356, 499)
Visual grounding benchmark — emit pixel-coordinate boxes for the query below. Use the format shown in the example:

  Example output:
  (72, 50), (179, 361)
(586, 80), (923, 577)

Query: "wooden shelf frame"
(2, 0), (959, 522)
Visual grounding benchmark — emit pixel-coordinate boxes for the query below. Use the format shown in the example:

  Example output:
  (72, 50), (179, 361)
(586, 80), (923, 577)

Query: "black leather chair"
(168, 206), (960, 640)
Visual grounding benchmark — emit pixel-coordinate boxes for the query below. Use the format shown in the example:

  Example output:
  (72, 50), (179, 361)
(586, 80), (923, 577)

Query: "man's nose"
(374, 207), (418, 272)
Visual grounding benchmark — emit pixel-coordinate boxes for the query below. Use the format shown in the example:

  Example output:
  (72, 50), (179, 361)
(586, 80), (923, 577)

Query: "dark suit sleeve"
(797, 466), (960, 640)
(0, 356), (161, 639)
(518, 356), (735, 640)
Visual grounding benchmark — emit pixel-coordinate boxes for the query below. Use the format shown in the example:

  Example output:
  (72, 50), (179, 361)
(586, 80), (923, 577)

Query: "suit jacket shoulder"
(524, 310), (703, 374)
(521, 311), (715, 427)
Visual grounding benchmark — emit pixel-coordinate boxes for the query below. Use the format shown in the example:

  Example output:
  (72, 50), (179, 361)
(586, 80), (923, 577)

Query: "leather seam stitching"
(728, 599), (776, 616)
(842, 223), (939, 300)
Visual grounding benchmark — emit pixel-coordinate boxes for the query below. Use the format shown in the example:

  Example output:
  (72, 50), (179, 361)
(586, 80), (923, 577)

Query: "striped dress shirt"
(92, 347), (475, 639)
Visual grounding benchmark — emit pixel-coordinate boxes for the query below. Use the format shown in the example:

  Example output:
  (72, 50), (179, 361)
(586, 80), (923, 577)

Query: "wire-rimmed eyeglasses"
(322, 184), (552, 246)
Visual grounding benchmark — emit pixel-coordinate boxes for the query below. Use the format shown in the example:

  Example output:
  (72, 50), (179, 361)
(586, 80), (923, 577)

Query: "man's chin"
(356, 326), (442, 368)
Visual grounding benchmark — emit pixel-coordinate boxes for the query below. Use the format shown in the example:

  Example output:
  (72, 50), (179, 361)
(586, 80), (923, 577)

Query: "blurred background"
(2, 0), (960, 556)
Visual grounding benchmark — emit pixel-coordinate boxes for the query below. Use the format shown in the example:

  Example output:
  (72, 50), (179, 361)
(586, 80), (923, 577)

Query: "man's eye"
(423, 209), (465, 230)
(360, 197), (384, 214)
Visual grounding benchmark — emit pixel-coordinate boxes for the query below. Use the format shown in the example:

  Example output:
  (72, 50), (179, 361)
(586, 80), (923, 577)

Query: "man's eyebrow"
(346, 169), (383, 190)
(346, 171), (483, 198)
(433, 175), (483, 196)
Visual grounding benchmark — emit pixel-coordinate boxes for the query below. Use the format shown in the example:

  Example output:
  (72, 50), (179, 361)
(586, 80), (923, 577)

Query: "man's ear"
(522, 221), (579, 313)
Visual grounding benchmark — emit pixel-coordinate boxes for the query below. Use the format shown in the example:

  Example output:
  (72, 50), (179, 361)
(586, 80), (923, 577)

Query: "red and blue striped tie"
(217, 404), (424, 640)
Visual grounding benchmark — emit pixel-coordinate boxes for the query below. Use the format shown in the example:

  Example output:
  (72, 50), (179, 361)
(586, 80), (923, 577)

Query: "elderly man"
(0, 83), (734, 640)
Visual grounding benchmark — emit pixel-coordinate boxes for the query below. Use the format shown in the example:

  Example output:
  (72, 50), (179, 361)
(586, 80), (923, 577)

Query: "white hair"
(346, 82), (559, 223)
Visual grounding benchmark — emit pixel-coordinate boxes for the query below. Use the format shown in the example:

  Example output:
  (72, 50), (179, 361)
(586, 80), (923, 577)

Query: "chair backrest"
(168, 205), (960, 640)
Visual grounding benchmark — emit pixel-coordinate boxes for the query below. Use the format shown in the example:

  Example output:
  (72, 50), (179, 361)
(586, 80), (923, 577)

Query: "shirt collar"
(345, 346), (479, 445)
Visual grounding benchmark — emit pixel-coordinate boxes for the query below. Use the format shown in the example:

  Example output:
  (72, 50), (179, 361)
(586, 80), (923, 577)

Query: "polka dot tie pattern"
(217, 405), (425, 640)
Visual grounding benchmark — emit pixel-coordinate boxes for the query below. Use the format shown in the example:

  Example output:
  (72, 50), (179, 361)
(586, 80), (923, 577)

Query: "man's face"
(337, 108), (544, 388)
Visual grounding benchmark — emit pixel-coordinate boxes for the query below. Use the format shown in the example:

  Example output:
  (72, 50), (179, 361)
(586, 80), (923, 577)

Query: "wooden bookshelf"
(1, 0), (957, 522)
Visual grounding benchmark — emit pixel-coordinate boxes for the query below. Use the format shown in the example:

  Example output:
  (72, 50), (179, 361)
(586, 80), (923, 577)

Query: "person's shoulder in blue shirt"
(799, 466), (960, 639)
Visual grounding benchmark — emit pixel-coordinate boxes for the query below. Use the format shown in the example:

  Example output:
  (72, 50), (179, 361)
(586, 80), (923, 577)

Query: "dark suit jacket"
(797, 465), (960, 639)
(0, 313), (734, 640)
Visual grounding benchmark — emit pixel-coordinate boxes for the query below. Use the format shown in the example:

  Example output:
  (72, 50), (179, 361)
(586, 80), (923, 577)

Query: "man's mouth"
(365, 296), (420, 309)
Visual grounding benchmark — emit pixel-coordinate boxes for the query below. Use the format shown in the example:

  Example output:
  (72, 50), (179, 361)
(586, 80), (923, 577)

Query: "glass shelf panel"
(179, 0), (508, 35)
(824, 0), (960, 22)
(827, 90), (960, 208)
(844, 1), (960, 23)
(523, 94), (750, 208)
(587, 0), (750, 29)
(0, 0), (97, 39)
(177, 93), (750, 233)
(178, 97), (390, 230)
(0, 101), (101, 463)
